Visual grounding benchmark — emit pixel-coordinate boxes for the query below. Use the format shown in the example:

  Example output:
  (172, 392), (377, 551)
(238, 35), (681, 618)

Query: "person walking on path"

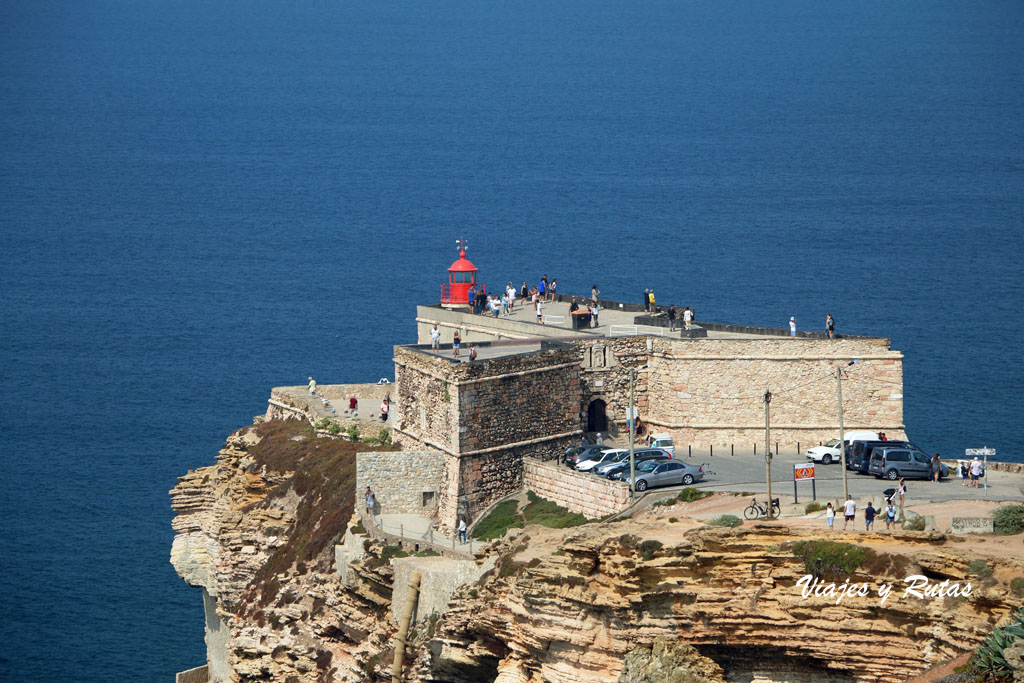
(932, 453), (942, 482)
(864, 501), (876, 531)
(431, 324), (440, 350)
(507, 283), (516, 312)
(458, 518), (467, 544)
(365, 486), (376, 517)
(380, 397), (390, 422)
(960, 460), (968, 486)
(825, 502), (835, 532)
(308, 377), (317, 395)
(826, 314), (835, 339)
(668, 304), (677, 331)
(452, 330), (461, 358)
(842, 495), (856, 530)
(885, 501), (897, 530)
(969, 457), (983, 488)
(521, 281), (529, 301)
(536, 299), (544, 323)
(789, 317), (797, 336)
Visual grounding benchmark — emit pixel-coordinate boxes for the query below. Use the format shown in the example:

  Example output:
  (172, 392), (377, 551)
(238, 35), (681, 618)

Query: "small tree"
(347, 425), (360, 442)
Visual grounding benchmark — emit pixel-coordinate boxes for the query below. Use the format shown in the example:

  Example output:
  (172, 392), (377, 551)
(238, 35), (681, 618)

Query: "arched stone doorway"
(587, 399), (608, 434)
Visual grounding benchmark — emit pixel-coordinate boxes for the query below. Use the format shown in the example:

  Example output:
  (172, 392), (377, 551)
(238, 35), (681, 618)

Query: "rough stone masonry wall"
(356, 451), (445, 516)
(394, 351), (459, 453)
(523, 458), (631, 519)
(571, 336), (651, 436)
(644, 336), (905, 449)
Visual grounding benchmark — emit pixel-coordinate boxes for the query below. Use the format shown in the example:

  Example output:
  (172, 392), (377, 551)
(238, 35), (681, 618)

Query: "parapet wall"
(523, 458), (631, 520)
(357, 451), (444, 516)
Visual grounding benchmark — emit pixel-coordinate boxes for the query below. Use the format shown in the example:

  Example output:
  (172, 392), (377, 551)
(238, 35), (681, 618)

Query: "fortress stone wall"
(393, 343), (581, 529)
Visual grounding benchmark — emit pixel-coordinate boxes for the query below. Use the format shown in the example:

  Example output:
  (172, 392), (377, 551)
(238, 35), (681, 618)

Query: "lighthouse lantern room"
(440, 239), (483, 307)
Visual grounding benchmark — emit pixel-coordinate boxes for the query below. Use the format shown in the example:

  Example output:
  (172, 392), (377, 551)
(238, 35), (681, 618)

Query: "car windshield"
(637, 460), (661, 472)
(823, 439), (841, 447)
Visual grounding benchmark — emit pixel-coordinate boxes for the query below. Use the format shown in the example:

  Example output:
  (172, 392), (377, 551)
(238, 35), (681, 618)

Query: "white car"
(805, 430), (878, 465)
(576, 448), (628, 472)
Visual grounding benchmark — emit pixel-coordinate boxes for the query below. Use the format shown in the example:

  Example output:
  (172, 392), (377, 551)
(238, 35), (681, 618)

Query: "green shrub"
(968, 559), (993, 578)
(522, 490), (588, 529)
(970, 607), (1024, 678)
(904, 515), (926, 531)
(805, 501), (825, 513)
(346, 425), (360, 441)
(638, 540), (664, 561)
(668, 517), (679, 523)
(678, 488), (712, 503)
(315, 418), (331, 430)
(327, 421), (342, 435)
(992, 505), (1024, 535)
(791, 540), (871, 580)
(377, 429), (392, 445)
(1011, 578), (1024, 596)
(709, 515), (742, 528)
(416, 549), (440, 557)
(349, 520), (366, 535)
(471, 500), (523, 541)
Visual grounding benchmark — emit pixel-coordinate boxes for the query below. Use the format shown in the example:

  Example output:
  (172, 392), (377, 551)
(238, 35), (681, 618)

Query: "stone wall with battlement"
(393, 343), (582, 530)
(523, 458), (631, 520)
(643, 336), (905, 448)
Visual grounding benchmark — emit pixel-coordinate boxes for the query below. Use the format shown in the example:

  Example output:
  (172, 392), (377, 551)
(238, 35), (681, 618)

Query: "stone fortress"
(273, 253), (906, 533)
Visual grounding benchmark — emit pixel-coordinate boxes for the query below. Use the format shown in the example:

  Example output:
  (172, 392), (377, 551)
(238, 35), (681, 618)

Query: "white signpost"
(965, 447), (995, 495)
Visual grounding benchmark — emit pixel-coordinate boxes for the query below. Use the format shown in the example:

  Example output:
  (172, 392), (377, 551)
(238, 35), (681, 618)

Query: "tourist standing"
(591, 301), (599, 328)
(467, 287), (476, 314)
(932, 453), (942, 482)
(431, 324), (440, 350)
(458, 518), (467, 544)
(648, 289), (656, 314)
(826, 314), (835, 339)
(532, 288), (539, 312)
(864, 501), (876, 531)
(591, 284), (600, 304)
(825, 502), (835, 531)
(789, 317), (797, 336)
(538, 277), (546, 301)
(507, 283), (516, 311)
(452, 330), (461, 358)
(536, 299), (544, 323)
(959, 460), (968, 486)
(569, 297), (580, 314)
(549, 278), (557, 302)
(595, 432), (603, 445)
(365, 486), (376, 517)
(897, 477), (907, 505)
(969, 457), (983, 488)
(468, 344), (477, 361)
(308, 376), (317, 395)
(501, 292), (509, 318)
(643, 288), (650, 312)
(683, 307), (693, 327)
(522, 281), (529, 300)
(380, 398), (389, 422)
(668, 304), (677, 331)
(885, 501), (896, 530)
(842, 495), (856, 530)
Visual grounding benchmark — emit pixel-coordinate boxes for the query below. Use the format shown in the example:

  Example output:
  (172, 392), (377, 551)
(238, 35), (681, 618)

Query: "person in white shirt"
(842, 495), (856, 530)
(969, 457), (983, 488)
(430, 324), (440, 350)
(458, 518), (467, 544)
(506, 283), (516, 311)
(825, 502), (835, 532)
(789, 317), (797, 337)
(536, 300), (544, 323)
(683, 307), (693, 327)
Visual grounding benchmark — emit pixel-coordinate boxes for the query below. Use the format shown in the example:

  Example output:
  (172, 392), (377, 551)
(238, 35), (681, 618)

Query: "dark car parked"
(602, 449), (672, 479)
(848, 440), (913, 474)
(869, 447), (948, 480)
(563, 444), (612, 469)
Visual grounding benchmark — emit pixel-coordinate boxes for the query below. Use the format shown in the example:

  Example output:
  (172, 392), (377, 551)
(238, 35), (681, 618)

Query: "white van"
(649, 433), (675, 456)
(804, 430), (878, 465)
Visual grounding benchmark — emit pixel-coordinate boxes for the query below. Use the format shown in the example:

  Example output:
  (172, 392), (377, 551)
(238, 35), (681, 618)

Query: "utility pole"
(837, 366), (849, 501)
(764, 388), (773, 518)
(629, 368), (636, 498)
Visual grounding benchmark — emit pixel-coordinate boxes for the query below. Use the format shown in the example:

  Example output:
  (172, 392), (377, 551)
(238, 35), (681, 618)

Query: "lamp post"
(764, 388), (772, 518)
(628, 364), (651, 497)
(837, 360), (859, 502)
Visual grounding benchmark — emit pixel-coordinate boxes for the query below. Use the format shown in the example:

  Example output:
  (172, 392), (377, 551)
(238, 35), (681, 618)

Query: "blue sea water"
(1, 0), (1022, 680)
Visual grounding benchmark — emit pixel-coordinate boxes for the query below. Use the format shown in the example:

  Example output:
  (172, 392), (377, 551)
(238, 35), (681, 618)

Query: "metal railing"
(361, 512), (478, 557)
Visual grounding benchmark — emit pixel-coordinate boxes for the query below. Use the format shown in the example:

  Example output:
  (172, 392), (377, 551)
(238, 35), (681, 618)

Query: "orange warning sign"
(794, 464), (815, 480)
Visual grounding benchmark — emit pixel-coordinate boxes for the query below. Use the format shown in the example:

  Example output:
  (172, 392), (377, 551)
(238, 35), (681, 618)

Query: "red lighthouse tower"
(440, 239), (481, 307)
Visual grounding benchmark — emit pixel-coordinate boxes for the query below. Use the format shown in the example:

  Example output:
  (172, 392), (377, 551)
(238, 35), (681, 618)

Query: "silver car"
(632, 460), (705, 491)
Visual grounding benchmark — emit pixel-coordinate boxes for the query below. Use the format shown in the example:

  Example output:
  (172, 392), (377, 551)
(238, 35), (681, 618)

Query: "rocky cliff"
(171, 419), (1024, 682)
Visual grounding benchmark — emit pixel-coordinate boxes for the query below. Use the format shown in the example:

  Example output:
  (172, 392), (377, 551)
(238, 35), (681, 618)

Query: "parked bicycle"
(743, 497), (781, 520)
